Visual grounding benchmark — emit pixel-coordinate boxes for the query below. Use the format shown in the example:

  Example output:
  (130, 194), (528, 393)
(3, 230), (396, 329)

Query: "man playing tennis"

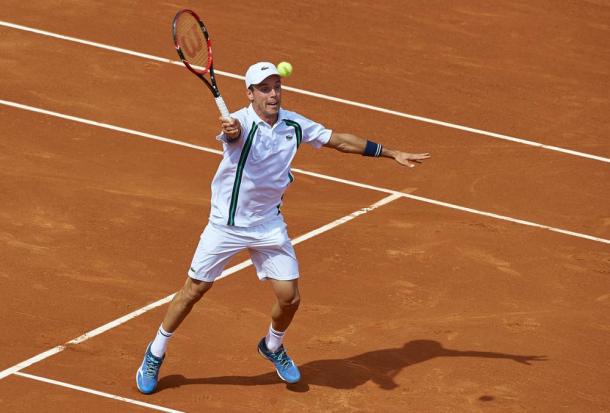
(136, 62), (430, 394)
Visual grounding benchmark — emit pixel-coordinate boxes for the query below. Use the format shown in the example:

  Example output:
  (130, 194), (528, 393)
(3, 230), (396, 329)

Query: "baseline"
(0, 20), (607, 164)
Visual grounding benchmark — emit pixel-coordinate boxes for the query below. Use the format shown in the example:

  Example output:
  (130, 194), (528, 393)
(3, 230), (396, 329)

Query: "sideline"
(14, 372), (184, 413)
(0, 194), (401, 380)
(1, 98), (608, 246)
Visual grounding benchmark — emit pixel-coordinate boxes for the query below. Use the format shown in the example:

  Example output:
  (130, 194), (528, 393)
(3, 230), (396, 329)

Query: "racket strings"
(175, 14), (210, 72)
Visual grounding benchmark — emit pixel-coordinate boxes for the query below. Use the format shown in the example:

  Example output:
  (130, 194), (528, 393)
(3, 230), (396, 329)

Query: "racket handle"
(215, 96), (230, 118)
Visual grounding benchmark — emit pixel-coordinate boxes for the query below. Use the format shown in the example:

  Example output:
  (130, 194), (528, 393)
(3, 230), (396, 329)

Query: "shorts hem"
(188, 269), (217, 283)
(258, 273), (300, 282)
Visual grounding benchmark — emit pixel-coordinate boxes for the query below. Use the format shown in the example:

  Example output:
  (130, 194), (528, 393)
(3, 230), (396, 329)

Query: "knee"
(181, 279), (213, 304)
(279, 292), (300, 311)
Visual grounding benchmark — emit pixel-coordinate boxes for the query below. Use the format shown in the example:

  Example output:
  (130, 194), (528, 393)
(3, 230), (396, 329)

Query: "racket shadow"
(155, 339), (546, 393)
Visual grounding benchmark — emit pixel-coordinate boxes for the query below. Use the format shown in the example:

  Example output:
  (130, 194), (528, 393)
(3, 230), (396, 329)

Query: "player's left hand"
(394, 152), (431, 168)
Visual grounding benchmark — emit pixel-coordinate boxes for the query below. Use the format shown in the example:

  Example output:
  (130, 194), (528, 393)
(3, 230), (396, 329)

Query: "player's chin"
(266, 103), (280, 113)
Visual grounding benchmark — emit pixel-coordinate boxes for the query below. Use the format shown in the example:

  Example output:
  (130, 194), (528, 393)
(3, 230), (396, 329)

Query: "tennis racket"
(172, 9), (230, 118)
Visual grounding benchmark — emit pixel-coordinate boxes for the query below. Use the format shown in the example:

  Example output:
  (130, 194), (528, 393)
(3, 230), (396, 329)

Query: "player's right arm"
(219, 116), (242, 141)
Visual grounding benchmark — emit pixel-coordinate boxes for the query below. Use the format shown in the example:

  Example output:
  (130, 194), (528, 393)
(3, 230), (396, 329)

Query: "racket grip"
(215, 96), (230, 118)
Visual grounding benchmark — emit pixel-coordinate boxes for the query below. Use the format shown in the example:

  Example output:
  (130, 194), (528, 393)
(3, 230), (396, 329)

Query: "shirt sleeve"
(295, 114), (333, 149)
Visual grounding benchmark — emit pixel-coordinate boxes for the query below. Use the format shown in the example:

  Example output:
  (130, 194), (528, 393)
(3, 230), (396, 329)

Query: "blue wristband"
(363, 140), (383, 157)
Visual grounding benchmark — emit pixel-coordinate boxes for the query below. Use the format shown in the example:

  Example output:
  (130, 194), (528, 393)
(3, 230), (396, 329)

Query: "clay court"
(1, 1), (609, 412)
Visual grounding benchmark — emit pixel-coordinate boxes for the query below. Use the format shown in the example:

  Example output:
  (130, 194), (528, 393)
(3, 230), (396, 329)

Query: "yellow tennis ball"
(277, 61), (293, 77)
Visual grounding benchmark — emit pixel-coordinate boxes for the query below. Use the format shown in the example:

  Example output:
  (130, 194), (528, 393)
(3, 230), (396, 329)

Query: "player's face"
(248, 75), (282, 124)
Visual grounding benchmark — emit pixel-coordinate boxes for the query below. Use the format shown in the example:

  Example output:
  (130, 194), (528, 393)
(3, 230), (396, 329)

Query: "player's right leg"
(162, 277), (214, 333)
(136, 222), (243, 394)
(136, 278), (212, 394)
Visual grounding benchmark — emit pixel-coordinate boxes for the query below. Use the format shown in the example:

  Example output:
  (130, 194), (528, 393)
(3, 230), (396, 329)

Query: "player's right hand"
(220, 117), (241, 140)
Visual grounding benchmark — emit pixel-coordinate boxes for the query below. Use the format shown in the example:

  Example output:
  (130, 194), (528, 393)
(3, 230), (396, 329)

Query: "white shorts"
(188, 217), (299, 282)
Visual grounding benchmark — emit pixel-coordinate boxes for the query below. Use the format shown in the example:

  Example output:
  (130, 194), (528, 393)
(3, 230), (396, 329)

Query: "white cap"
(245, 62), (280, 88)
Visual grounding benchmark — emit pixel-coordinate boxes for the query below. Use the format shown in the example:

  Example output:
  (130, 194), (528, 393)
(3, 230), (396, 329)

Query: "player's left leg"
(249, 217), (302, 383)
(257, 278), (301, 383)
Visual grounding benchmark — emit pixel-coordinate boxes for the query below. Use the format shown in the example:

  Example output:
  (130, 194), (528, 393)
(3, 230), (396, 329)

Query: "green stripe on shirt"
(227, 122), (258, 226)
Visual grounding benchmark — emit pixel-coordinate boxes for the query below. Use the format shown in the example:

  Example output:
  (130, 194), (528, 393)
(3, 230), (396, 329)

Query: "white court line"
(0, 194), (401, 380)
(1, 98), (608, 246)
(0, 20), (608, 164)
(14, 372), (184, 413)
(0, 99), (223, 156)
(291, 168), (610, 245)
(214, 193), (402, 281)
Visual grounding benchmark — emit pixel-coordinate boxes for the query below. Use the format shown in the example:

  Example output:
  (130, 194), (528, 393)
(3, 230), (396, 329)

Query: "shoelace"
(273, 348), (293, 369)
(144, 354), (162, 377)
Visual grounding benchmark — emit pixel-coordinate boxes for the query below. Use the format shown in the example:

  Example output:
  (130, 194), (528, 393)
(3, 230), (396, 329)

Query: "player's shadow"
(156, 339), (546, 393)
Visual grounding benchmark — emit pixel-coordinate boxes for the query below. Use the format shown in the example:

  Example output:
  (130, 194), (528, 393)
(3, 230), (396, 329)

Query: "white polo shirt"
(209, 104), (332, 227)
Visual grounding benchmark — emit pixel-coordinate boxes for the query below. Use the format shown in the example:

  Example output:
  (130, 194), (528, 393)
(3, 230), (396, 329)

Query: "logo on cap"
(261, 66), (269, 70)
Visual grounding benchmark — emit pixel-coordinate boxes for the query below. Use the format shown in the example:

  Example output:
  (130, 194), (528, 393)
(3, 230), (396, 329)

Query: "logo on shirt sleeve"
(285, 135), (293, 140)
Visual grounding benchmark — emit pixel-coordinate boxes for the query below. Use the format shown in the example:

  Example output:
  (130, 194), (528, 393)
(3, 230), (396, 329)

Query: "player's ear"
(246, 87), (254, 102)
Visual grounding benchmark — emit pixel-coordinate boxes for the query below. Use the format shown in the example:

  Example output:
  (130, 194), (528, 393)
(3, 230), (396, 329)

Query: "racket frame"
(172, 9), (230, 117)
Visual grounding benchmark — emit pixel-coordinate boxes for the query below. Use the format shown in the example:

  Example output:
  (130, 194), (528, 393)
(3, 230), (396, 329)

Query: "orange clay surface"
(1, 1), (609, 412)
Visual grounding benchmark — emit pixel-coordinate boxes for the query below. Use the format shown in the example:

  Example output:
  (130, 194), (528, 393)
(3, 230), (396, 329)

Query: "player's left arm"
(324, 132), (431, 167)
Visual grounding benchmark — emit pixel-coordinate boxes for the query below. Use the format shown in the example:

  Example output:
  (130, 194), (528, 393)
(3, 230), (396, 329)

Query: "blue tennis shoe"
(257, 337), (301, 384)
(136, 343), (165, 394)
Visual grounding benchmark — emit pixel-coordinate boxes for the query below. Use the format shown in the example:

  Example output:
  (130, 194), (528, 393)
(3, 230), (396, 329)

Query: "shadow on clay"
(155, 339), (546, 393)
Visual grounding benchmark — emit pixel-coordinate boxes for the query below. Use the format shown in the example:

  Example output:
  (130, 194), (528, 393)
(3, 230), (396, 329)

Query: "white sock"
(150, 324), (173, 358)
(265, 324), (285, 353)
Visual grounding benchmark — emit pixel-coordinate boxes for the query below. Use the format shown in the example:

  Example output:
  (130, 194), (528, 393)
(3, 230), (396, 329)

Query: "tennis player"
(136, 62), (430, 393)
